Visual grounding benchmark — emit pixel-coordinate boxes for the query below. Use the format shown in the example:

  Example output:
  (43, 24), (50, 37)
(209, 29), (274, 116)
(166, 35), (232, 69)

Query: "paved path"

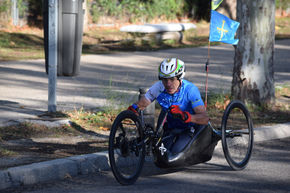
(0, 39), (289, 127)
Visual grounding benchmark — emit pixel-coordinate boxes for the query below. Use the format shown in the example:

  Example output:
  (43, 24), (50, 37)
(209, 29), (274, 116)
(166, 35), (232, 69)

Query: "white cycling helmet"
(158, 58), (185, 80)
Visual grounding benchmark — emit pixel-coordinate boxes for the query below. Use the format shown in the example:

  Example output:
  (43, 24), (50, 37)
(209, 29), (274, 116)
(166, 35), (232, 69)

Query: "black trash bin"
(43, 0), (84, 76)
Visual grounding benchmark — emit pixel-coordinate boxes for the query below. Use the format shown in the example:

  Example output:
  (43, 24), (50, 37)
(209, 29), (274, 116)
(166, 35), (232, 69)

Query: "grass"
(81, 24), (220, 53)
(206, 84), (290, 128)
(0, 121), (84, 141)
(275, 16), (290, 39)
(0, 147), (17, 157)
(1, 16), (289, 61)
(0, 29), (44, 61)
(275, 83), (290, 98)
(67, 107), (120, 133)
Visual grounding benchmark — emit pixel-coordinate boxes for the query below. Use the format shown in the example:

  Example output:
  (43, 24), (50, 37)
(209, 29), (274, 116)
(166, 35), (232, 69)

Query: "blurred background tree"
(0, 0), (289, 28)
(0, 0), (11, 26)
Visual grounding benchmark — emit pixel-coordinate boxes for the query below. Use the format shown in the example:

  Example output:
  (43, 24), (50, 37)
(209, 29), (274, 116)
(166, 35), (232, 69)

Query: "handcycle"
(108, 100), (254, 185)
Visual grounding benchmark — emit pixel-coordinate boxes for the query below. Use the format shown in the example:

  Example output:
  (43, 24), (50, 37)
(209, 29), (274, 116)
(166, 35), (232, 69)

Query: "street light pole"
(48, 0), (58, 113)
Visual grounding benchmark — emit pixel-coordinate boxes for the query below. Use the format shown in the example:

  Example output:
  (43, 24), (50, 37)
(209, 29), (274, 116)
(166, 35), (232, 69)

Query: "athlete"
(128, 58), (209, 166)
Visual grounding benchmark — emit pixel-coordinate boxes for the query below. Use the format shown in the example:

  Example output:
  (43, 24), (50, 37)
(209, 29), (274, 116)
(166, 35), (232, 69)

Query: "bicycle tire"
(108, 110), (145, 185)
(221, 100), (254, 170)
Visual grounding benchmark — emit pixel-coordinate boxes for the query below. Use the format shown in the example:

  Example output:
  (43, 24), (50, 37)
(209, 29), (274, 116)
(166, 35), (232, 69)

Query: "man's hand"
(128, 103), (139, 114)
(169, 105), (191, 123)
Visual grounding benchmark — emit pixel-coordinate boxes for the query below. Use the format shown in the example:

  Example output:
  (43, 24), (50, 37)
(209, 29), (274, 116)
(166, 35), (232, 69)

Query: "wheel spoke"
(226, 130), (250, 138)
(221, 100), (254, 170)
(109, 110), (145, 185)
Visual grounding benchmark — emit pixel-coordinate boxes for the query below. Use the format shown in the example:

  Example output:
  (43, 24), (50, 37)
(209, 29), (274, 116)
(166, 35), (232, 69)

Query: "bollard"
(139, 88), (155, 129)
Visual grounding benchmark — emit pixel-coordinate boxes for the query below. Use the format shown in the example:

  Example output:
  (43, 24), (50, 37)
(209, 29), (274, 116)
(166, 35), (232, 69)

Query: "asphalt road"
(4, 137), (290, 193)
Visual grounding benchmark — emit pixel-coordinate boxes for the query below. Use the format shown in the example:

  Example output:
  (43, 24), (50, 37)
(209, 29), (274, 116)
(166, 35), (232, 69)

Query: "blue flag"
(209, 10), (240, 45)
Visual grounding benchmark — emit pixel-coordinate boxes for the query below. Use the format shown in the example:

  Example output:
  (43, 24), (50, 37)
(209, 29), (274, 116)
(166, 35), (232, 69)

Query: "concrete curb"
(0, 152), (110, 190)
(0, 122), (289, 190)
(254, 122), (290, 142)
(0, 118), (71, 128)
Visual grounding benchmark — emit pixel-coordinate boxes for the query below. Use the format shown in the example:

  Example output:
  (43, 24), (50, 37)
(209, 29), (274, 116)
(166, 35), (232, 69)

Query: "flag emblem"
(209, 10), (240, 45)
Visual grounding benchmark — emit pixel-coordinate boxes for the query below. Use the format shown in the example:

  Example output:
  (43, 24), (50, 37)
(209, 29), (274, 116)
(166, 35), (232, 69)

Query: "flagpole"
(205, 5), (212, 109)
(205, 0), (238, 109)
(205, 43), (210, 109)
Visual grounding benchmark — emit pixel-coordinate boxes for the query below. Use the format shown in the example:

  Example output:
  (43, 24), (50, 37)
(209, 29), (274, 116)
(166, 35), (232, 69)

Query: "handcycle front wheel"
(108, 110), (146, 185)
(221, 100), (254, 170)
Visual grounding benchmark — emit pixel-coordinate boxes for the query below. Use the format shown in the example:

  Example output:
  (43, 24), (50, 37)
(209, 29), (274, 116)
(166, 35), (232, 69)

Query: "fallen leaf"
(223, 99), (231, 110)
(99, 126), (110, 131)
(215, 101), (223, 110)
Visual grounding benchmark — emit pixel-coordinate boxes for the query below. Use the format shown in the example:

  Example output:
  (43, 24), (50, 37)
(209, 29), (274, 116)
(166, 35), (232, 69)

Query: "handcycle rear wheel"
(108, 110), (145, 185)
(221, 100), (254, 170)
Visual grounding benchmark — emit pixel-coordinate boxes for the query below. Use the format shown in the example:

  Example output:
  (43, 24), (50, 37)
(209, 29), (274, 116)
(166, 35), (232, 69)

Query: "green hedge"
(89, 0), (187, 23)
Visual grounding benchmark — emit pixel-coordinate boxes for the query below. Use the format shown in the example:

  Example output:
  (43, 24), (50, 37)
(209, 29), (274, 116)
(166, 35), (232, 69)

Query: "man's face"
(161, 77), (180, 94)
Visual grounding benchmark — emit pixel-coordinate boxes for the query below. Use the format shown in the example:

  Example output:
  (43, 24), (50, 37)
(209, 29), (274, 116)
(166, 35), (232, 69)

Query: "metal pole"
(11, 0), (18, 26)
(48, 0), (58, 113)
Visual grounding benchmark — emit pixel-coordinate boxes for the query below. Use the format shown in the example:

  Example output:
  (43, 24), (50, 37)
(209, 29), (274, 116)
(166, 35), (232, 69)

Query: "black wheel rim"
(109, 111), (145, 184)
(222, 101), (254, 170)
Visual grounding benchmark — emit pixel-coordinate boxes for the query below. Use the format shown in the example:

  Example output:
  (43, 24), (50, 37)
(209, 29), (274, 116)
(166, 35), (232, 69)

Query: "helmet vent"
(158, 58), (185, 79)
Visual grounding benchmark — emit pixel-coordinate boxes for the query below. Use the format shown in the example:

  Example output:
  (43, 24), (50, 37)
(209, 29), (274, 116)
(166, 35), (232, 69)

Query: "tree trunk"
(83, 0), (89, 32)
(219, 0), (236, 20)
(232, 0), (275, 105)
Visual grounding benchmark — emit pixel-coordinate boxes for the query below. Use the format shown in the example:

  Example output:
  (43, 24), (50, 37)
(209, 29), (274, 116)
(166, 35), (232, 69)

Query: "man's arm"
(136, 96), (151, 110)
(190, 105), (209, 125)
(169, 104), (209, 125)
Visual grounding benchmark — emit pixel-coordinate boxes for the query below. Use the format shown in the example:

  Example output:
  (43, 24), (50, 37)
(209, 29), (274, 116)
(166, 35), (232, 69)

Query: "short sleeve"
(188, 85), (204, 109)
(145, 81), (164, 102)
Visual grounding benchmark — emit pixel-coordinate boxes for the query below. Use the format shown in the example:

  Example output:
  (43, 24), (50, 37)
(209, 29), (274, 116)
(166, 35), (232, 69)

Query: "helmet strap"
(178, 79), (182, 89)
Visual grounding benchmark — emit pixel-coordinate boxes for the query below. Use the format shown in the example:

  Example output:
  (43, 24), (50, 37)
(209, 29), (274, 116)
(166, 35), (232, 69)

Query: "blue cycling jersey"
(145, 79), (204, 130)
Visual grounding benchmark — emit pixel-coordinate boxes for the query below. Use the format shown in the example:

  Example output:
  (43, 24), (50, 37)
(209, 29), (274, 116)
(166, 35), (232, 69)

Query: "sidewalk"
(0, 40), (290, 190)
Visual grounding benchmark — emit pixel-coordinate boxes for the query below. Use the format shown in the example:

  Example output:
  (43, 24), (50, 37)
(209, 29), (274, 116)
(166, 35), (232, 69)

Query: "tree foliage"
(276, 0), (290, 10)
(0, 0), (289, 27)
(0, 0), (213, 26)
(88, 0), (187, 23)
(0, 0), (10, 13)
